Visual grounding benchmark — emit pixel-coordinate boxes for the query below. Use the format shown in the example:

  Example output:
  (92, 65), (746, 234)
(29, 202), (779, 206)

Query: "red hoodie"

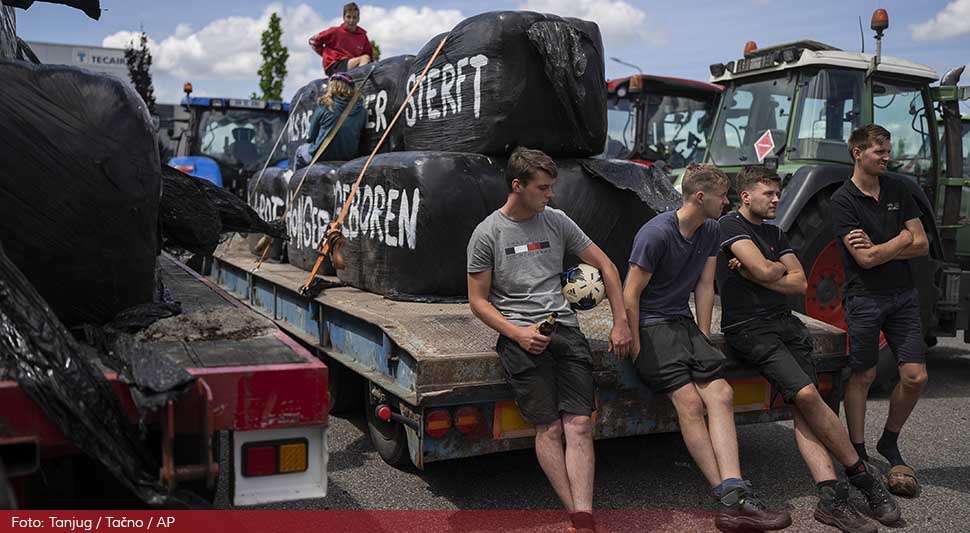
(309, 23), (374, 72)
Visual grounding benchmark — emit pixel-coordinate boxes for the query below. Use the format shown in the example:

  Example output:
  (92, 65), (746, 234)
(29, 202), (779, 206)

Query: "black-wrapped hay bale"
(0, 60), (160, 326)
(347, 55), (415, 157)
(335, 152), (507, 298)
(286, 162), (343, 273)
(246, 167), (290, 260)
(285, 79), (327, 169)
(401, 11), (606, 157)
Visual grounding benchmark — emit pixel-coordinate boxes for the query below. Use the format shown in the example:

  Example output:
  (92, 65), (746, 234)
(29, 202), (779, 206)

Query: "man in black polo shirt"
(831, 124), (929, 499)
(719, 166), (897, 531)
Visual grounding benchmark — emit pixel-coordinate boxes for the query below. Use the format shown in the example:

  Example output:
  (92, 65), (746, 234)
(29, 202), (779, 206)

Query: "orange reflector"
(454, 406), (480, 434)
(730, 378), (771, 413)
(183, 82), (193, 94)
(172, 164), (195, 173)
(492, 400), (535, 439)
(278, 442), (308, 473)
(425, 409), (452, 438)
(628, 75), (642, 92)
(817, 373), (834, 398)
(744, 40), (758, 56)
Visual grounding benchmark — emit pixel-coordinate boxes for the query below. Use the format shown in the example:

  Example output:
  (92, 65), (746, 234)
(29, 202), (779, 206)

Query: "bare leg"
(347, 55), (371, 69)
(843, 367), (876, 444)
(695, 379), (742, 481)
(885, 363), (927, 432)
(792, 405), (838, 483)
(534, 420), (575, 511)
(669, 383), (725, 487)
(562, 414), (595, 513)
(792, 385), (860, 467)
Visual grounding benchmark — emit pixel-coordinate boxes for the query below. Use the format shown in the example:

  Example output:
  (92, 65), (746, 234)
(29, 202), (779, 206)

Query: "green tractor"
(695, 10), (970, 388)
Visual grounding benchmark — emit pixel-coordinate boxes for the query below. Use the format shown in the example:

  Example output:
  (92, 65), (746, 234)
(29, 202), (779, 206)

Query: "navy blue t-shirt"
(628, 211), (720, 326)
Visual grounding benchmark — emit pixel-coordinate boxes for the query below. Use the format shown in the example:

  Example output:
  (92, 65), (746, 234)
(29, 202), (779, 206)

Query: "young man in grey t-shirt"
(467, 147), (631, 532)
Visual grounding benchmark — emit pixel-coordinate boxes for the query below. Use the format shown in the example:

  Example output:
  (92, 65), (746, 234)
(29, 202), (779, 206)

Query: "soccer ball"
(560, 263), (605, 311)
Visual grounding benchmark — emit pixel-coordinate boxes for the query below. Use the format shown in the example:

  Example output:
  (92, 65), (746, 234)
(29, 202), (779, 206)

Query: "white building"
(26, 41), (130, 85)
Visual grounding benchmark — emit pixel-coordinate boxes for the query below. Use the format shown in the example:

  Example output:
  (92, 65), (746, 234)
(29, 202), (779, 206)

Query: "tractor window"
(641, 94), (714, 168)
(710, 74), (796, 166)
(791, 69), (862, 164)
(196, 109), (290, 170)
(601, 97), (636, 159)
(872, 80), (932, 177)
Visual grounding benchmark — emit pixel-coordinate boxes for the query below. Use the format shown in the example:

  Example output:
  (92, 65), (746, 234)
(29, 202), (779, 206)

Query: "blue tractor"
(168, 83), (291, 198)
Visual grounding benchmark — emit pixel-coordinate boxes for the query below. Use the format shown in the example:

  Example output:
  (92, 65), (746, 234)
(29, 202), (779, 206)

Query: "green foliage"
(371, 39), (381, 62)
(255, 13), (289, 101)
(124, 31), (156, 114)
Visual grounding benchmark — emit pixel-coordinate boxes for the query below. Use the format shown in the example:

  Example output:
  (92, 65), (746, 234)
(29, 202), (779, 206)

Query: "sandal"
(887, 465), (920, 497)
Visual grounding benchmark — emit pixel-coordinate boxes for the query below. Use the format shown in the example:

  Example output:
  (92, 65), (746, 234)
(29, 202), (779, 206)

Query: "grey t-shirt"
(628, 210), (719, 326)
(467, 207), (593, 327)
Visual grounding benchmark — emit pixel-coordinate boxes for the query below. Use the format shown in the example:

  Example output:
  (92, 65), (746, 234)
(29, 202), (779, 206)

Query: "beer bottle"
(538, 312), (558, 336)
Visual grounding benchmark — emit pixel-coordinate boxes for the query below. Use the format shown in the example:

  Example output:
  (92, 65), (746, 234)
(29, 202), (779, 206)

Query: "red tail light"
(454, 406), (480, 434)
(424, 409), (452, 438)
(243, 445), (276, 477)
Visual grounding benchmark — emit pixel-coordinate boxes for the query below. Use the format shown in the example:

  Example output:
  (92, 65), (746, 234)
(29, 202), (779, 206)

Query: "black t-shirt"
(716, 211), (795, 329)
(830, 175), (922, 297)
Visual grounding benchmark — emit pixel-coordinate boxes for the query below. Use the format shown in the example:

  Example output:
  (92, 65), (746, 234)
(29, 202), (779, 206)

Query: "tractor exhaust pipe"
(940, 65), (966, 262)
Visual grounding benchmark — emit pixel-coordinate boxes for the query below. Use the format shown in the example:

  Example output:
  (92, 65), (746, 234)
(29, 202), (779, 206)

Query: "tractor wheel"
(324, 355), (364, 415)
(787, 193), (899, 393)
(364, 386), (412, 468)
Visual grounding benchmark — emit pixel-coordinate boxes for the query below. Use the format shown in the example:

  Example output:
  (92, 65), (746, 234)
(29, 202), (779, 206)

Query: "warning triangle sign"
(754, 130), (775, 162)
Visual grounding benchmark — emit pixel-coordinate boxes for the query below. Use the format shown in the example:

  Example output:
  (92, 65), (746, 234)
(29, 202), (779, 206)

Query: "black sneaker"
(848, 462), (900, 526)
(714, 481), (793, 532)
(814, 482), (877, 533)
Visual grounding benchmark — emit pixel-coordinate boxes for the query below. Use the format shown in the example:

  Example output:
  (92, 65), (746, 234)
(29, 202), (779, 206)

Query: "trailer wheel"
(364, 387), (411, 468)
(325, 356), (364, 415)
(787, 192), (899, 392)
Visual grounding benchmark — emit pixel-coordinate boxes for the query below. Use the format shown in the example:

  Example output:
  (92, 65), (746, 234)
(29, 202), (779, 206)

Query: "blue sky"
(13, 0), (970, 104)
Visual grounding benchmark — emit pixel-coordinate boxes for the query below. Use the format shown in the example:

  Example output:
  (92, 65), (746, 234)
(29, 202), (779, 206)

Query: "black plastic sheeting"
(346, 55), (415, 157)
(5, 0), (101, 20)
(286, 79), (327, 169)
(335, 152), (508, 298)
(16, 36), (38, 62)
(0, 60), (161, 327)
(285, 162), (343, 274)
(0, 4), (14, 59)
(0, 240), (200, 508)
(401, 11), (606, 157)
(159, 164), (288, 257)
(246, 166), (291, 260)
(552, 159), (679, 278)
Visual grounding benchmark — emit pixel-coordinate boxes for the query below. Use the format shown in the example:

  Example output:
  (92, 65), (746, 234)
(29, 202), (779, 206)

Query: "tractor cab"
(602, 74), (722, 170)
(168, 83), (290, 199)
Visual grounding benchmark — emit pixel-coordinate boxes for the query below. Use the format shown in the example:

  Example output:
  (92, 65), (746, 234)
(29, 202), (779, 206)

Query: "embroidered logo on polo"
(886, 202), (900, 211)
(505, 241), (551, 255)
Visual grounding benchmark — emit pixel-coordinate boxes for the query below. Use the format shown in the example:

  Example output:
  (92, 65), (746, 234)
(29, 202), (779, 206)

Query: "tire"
(364, 386), (412, 468)
(325, 355), (365, 415)
(786, 192), (898, 393)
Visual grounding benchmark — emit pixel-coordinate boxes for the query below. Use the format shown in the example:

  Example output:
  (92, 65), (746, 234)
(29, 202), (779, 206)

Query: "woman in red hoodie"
(309, 2), (374, 76)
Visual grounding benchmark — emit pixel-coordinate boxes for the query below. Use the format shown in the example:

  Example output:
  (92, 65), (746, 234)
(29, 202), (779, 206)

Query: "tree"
(371, 40), (381, 62)
(253, 13), (288, 101)
(124, 30), (156, 115)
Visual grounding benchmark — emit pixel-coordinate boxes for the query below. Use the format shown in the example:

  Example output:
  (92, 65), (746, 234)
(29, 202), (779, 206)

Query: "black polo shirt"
(830, 175), (922, 297)
(716, 211), (795, 329)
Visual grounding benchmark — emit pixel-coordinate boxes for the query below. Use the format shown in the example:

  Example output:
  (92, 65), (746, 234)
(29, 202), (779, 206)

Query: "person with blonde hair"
(294, 72), (365, 167)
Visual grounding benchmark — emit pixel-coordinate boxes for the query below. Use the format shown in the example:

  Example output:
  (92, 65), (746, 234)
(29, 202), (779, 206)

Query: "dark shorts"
(496, 325), (596, 425)
(844, 288), (924, 369)
(725, 313), (816, 403)
(325, 59), (350, 76)
(635, 316), (725, 394)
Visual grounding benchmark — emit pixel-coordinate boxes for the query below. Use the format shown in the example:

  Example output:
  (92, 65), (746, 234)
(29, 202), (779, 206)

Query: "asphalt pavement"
(225, 336), (970, 532)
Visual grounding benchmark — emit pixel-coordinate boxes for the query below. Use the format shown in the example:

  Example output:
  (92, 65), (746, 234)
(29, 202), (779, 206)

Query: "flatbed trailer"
(211, 238), (847, 469)
(0, 254), (329, 507)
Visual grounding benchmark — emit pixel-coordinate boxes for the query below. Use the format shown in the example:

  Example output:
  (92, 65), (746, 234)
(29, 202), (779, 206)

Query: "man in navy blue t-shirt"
(622, 164), (790, 532)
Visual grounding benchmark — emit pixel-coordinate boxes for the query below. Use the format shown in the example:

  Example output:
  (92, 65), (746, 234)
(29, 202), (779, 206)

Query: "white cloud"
(519, 0), (662, 47)
(102, 3), (464, 102)
(911, 0), (970, 41)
